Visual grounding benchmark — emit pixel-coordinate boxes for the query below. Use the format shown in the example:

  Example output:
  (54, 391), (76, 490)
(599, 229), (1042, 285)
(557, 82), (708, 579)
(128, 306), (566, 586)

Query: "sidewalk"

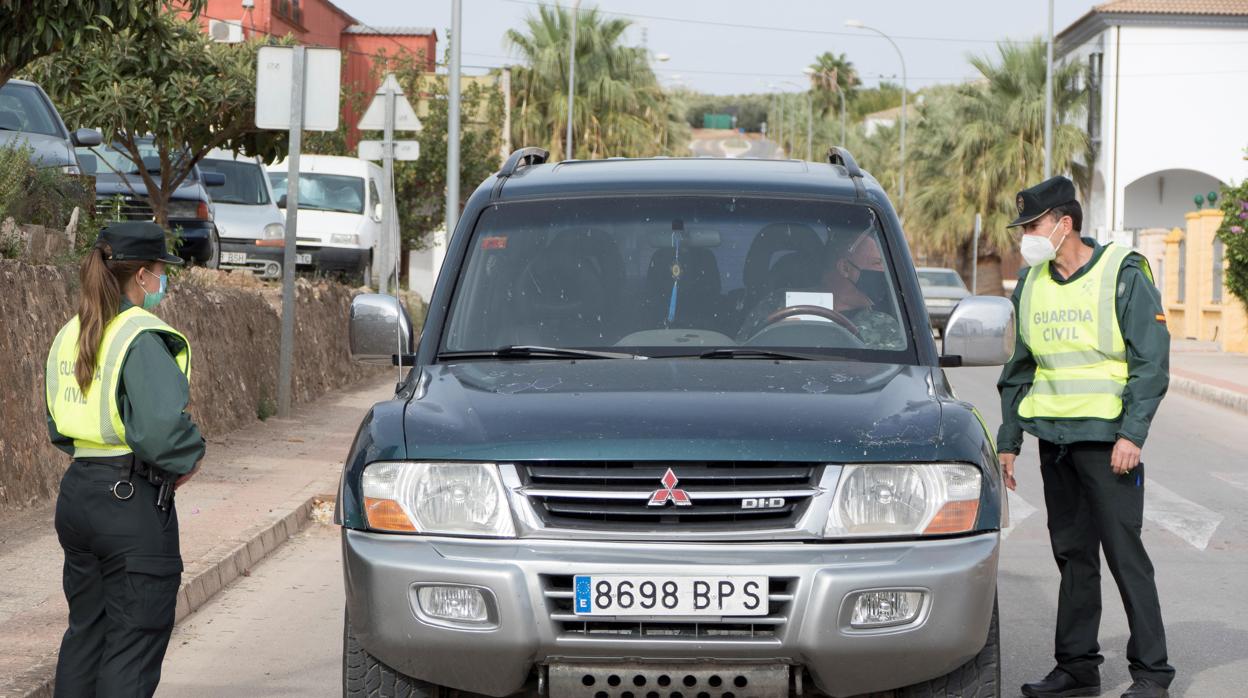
(1169, 340), (1248, 414)
(0, 376), (392, 698)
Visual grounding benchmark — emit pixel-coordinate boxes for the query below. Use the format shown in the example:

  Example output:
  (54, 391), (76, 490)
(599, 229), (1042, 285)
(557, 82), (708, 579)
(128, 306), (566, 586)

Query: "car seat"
(644, 246), (724, 331)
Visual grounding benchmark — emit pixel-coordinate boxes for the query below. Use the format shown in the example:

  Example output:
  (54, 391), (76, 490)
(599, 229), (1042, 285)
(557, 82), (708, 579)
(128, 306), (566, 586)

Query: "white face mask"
(1020, 218), (1067, 267)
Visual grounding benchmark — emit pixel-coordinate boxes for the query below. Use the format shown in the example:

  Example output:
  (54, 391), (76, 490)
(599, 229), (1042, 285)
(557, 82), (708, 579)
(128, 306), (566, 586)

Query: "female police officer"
(44, 221), (205, 697)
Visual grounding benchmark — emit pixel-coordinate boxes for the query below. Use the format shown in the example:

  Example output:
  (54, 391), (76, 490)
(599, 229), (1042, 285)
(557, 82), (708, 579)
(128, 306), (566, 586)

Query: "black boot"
(1121, 678), (1168, 697)
(1021, 667), (1102, 698)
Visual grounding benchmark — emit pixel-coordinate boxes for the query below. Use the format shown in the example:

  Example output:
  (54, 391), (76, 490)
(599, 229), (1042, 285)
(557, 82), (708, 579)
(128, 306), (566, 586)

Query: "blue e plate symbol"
(574, 576), (592, 612)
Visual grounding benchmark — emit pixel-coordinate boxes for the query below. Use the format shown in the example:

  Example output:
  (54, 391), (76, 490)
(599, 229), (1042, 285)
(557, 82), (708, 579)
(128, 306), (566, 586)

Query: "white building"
(1056, 0), (1248, 243)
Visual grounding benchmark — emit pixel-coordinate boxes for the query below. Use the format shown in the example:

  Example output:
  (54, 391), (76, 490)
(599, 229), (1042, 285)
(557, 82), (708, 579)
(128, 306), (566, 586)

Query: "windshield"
(917, 269), (966, 289)
(442, 197), (913, 361)
(199, 158), (270, 205)
(269, 173), (364, 214)
(0, 83), (63, 137)
(76, 140), (196, 179)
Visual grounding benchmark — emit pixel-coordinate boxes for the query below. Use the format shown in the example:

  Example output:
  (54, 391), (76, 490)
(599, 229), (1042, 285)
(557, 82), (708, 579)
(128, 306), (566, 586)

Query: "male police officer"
(997, 177), (1173, 698)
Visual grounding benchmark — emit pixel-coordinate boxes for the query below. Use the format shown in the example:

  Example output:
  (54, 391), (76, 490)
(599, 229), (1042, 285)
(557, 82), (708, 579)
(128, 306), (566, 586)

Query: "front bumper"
(343, 530), (999, 697)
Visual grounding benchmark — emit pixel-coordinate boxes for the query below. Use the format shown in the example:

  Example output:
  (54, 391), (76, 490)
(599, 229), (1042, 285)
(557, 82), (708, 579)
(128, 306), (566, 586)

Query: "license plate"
(573, 575), (768, 616)
(221, 251), (247, 264)
(295, 253), (312, 265)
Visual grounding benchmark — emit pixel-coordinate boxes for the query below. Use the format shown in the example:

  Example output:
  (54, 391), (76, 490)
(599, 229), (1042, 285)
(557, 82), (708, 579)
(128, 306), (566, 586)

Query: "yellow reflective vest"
(45, 306), (191, 457)
(1017, 243), (1148, 421)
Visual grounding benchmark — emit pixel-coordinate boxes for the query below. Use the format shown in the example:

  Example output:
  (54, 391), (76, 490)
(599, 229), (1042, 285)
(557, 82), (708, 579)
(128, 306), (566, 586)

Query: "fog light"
(849, 590), (924, 628)
(416, 585), (490, 623)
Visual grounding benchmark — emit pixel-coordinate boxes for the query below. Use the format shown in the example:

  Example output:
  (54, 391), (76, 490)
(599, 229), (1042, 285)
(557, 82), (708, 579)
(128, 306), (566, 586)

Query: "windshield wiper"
(438, 345), (641, 361)
(695, 348), (820, 361)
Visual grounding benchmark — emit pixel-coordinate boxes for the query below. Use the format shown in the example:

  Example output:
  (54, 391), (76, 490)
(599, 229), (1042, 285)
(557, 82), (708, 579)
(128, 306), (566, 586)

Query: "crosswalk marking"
(1211, 471), (1248, 493)
(1000, 482), (1223, 551)
(1002, 490), (1038, 540)
(1143, 479), (1223, 551)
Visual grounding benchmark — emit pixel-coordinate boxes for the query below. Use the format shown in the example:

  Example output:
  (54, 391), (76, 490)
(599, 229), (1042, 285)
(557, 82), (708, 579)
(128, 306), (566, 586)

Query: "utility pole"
(972, 212), (982, 295)
(277, 46), (305, 419)
(1043, 0), (1055, 179)
(806, 91), (813, 161)
(446, 0), (462, 239)
(500, 67), (512, 162)
(847, 21), (907, 204)
(379, 79), (396, 294)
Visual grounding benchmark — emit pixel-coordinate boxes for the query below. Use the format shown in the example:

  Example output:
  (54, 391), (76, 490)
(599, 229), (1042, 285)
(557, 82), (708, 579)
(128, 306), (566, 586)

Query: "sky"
(332, 0), (1096, 94)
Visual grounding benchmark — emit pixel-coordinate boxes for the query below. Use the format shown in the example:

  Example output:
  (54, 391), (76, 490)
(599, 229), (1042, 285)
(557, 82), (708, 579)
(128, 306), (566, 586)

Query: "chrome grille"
(518, 462), (823, 531)
(542, 575), (796, 642)
(95, 196), (154, 221)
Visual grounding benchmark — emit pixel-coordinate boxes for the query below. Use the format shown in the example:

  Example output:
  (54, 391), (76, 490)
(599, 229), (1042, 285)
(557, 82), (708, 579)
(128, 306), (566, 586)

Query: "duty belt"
(78, 454), (175, 510)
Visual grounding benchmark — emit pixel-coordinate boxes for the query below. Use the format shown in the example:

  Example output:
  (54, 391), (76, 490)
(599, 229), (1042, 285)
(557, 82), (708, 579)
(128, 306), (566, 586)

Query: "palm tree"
(906, 39), (1088, 293)
(807, 51), (859, 119)
(505, 4), (682, 160)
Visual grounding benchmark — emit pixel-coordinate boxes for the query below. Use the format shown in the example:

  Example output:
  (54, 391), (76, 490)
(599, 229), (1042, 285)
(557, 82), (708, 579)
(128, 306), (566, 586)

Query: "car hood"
(0, 130), (73, 168)
(93, 174), (205, 200)
(403, 359), (942, 463)
(212, 202), (283, 240)
(922, 285), (970, 300)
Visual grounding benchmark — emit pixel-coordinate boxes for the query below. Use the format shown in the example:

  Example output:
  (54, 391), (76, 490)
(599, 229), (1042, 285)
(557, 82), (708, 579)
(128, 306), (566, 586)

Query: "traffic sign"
(358, 140), (420, 162)
(358, 75), (422, 132)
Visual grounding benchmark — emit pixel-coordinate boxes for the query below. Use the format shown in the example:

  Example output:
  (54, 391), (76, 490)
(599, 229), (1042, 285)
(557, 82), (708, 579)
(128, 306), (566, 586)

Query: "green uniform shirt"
(997, 238), (1169, 454)
(47, 300), (205, 474)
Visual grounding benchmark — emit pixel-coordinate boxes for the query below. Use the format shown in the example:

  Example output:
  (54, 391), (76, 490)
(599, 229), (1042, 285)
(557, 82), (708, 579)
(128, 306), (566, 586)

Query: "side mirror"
(350, 294), (414, 365)
(277, 194), (288, 209)
(373, 201), (383, 222)
(71, 128), (102, 147)
(202, 172), (226, 187)
(941, 296), (1016, 367)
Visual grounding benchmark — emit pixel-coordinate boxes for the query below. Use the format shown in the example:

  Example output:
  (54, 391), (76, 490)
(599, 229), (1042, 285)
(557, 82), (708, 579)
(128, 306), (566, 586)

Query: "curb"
(9, 493), (327, 698)
(1169, 375), (1248, 416)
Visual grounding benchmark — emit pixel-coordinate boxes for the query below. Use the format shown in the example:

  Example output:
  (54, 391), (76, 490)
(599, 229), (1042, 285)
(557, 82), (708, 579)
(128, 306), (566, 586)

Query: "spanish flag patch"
(1155, 313), (1167, 324)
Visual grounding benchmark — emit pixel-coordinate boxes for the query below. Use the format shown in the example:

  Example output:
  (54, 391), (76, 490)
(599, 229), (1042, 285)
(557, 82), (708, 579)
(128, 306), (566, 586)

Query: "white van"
(199, 149), (286, 279)
(267, 155), (388, 285)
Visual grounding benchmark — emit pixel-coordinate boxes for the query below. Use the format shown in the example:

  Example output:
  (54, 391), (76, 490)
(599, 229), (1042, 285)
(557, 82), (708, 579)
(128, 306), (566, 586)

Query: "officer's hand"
(174, 461), (200, 490)
(1110, 438), (1141, 475)
(999, 453), (1017, 491)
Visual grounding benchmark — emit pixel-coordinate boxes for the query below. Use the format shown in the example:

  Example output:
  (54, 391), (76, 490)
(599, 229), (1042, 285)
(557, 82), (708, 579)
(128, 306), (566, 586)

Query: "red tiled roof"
(1092, 0), (1248, 15)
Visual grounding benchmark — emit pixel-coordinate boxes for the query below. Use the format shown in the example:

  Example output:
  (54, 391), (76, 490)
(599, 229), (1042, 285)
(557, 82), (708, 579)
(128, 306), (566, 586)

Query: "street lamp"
(768, 83), (786, 156)
(846, 19), (907, 204)
(565, 0), (582, 160)
(804, 66), (847, 150)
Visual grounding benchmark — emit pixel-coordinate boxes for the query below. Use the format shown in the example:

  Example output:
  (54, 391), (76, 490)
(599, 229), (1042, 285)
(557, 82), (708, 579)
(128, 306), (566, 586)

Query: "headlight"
(262, 222), (285, 240)
(167, 200), (210, 220)
(331, 233), (360, 245)
(61, 164), (82, 175)
(824, 464), (982, 537)
(361, 462), (515, 537)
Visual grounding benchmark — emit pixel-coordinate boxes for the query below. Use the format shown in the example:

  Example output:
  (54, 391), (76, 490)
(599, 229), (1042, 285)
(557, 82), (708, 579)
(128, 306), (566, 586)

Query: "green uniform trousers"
(53, 461), (182, 698)
(1038, 440), (1174, 688)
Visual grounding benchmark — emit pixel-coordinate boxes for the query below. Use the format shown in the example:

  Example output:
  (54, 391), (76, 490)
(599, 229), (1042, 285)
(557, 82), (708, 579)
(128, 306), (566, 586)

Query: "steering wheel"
(762, 305), (862, 339)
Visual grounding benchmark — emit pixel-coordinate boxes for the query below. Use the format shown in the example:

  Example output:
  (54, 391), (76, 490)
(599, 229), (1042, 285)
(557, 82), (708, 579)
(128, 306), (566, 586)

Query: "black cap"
(97, 222), (184, 265)
(1007, 176), (1078, 228)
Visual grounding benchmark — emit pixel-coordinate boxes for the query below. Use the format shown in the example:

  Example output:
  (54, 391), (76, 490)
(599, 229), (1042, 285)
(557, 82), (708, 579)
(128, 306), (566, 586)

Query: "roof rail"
(500, 147), (549, 178)
(827, 146), (862, 179)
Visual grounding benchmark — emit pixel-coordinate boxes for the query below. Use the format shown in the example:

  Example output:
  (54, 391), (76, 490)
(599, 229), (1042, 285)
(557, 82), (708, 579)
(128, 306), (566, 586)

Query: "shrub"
(1218, 174), (1248, 312)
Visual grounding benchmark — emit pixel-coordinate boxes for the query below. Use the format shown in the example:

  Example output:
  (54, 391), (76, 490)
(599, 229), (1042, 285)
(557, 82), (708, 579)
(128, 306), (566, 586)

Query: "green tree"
(505, 4), (685, 160)
(29, 14), (285, 228)
(905, 39), (1088, 293)
(0, 0), (205, 88)
(1217, 172), (1248, 312)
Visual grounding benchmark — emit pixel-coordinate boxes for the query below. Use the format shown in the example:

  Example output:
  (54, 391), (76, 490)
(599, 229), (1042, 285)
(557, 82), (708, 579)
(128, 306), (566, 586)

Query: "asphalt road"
(689, 133), (783, 160)
(157, 368), (1248, 697)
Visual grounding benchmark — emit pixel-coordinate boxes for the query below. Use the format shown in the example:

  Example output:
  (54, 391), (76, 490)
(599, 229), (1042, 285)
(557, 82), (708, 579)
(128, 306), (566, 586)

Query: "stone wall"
(0, 262), (386, 510)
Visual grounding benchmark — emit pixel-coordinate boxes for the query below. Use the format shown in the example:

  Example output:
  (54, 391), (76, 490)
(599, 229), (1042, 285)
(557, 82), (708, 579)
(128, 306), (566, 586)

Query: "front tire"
(343, 617), (440, 698)
(202, 227), (221, 269)
(893, 598), (1000, 697)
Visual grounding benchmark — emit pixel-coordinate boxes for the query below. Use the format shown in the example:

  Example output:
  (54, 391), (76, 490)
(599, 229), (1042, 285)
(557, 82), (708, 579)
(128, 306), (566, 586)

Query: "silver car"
(917, 267), (971, 336)
(198, 149), (286, 279)
(0, 79), (100, 171)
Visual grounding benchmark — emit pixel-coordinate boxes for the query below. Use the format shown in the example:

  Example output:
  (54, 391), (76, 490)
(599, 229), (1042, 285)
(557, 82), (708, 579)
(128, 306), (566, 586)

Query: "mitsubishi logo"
(647, 468), (692, 507)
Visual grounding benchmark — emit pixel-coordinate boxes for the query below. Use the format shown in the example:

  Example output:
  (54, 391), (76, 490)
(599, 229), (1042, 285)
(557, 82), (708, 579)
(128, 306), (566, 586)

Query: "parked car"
(198, 149), (286, 279)
(267, 154), (386, 285)
(0, 79), (101, 171)
(917, 266), (971, 336)
(337, 147), (1016, 697)
(77, 139), (225, 267)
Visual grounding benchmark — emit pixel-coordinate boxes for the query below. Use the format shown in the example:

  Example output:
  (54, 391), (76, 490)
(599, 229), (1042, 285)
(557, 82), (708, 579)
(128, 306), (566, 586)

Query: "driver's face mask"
(846, 234), (890, 307)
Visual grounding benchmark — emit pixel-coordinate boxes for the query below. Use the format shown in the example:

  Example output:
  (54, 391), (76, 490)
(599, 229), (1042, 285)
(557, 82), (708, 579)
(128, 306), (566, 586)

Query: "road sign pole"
(972, 212), (982, 295)
(277, 45), (306, 419)
(379, 81), (396, 294)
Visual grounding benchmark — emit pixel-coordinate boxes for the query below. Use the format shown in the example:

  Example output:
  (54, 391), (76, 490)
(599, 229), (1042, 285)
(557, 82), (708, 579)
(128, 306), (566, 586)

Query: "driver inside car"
(818, 230), (904, 349)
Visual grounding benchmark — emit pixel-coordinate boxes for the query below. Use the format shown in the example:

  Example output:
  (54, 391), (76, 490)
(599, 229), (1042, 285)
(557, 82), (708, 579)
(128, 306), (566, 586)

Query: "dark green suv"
(337, 147), (1016, 697)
